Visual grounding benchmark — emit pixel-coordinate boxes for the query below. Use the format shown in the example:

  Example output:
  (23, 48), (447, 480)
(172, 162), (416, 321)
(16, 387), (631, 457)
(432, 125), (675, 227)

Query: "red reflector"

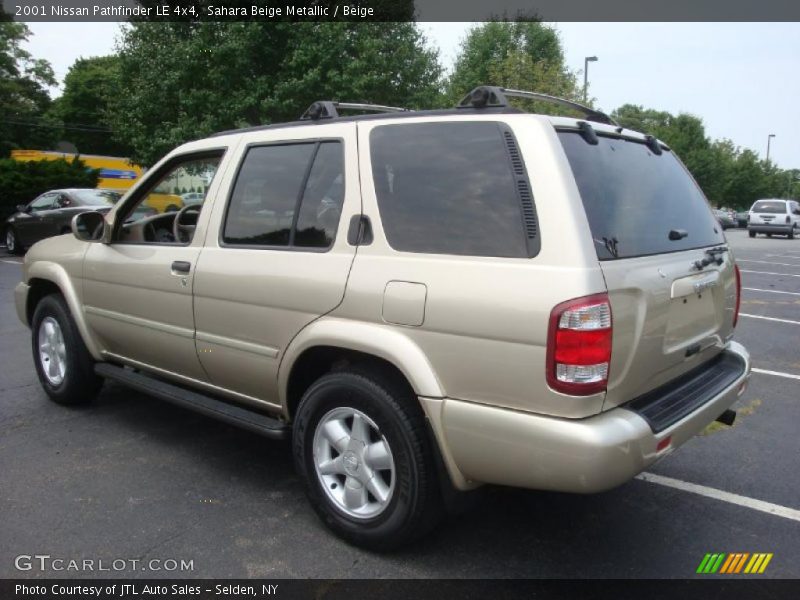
(656, 437), (672, 452)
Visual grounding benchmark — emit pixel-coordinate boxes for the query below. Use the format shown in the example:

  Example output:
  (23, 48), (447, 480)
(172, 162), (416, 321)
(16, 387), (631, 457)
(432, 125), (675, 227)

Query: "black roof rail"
(300, 101), (412, 121)
(457, 86), (618, 126)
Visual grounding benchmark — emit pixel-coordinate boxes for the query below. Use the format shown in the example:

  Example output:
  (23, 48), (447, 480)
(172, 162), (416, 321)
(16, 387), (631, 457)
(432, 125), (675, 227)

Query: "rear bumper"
(439, 341), (750, 493)
(748, 224), (792, 234)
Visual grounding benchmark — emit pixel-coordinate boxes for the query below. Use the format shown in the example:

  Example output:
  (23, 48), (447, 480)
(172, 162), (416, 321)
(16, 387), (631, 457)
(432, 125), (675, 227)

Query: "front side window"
(116, 153), (223, 244)
(223, 141), (344, 249)
(369, 122), (530, 258)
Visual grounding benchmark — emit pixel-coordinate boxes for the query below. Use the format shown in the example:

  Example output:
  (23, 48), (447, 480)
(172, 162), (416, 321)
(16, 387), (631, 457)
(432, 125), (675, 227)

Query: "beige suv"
(15, 87), (751, 549)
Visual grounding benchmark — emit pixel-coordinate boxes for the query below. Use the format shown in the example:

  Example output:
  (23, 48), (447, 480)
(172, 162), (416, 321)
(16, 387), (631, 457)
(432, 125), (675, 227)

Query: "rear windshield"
(751, 200), (787, 214)
(71, 189), (120, 206)
(558, 131), (724, 260)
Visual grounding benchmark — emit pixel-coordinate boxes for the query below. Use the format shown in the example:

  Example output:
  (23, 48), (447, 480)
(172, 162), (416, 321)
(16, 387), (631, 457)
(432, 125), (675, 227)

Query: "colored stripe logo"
(696, 553), (773, 574)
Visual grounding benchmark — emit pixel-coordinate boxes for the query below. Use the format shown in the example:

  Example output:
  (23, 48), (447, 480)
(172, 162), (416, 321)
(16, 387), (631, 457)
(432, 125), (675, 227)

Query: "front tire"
(293, 370), (442, 550)
(31, 294), (102, 405)
(6, 227), (23, 255)
(748, 230), (756, 238)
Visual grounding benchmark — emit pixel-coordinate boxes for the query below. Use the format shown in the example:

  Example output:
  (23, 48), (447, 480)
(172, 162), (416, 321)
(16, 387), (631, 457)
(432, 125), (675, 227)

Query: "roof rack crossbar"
(300, 101), (411, 121)
(457, 86), (618, 126)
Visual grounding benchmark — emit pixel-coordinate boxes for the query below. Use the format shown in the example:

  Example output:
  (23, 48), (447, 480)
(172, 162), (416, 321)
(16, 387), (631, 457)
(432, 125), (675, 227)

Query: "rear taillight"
(733, 263), (742, 328)
(546, 293), (612, 396)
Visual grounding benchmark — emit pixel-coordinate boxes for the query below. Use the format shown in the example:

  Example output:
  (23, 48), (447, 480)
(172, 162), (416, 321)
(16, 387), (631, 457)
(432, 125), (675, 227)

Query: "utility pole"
(766, 133), (776, 163)
(583, 56), (598, 102)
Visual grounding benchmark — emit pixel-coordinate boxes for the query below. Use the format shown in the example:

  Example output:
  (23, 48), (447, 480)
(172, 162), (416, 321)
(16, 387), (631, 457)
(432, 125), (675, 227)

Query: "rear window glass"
(71, 189), (119, 206)
(751, 200), (787, 214)
(370, 122), (529, 258)
(558, 131), (724, 260)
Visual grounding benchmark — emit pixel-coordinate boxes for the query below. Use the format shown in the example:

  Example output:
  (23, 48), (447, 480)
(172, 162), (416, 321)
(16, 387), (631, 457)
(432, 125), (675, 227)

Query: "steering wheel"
(173, 205), (201, 243)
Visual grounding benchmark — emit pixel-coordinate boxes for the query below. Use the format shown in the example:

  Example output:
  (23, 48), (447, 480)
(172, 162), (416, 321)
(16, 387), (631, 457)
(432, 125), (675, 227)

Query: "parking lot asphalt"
(0, 228), (798, 579)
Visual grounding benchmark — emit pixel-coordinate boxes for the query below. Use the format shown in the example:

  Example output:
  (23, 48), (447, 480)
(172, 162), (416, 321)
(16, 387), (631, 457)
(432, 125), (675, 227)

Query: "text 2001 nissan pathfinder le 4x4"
(15, 87), (750, 549)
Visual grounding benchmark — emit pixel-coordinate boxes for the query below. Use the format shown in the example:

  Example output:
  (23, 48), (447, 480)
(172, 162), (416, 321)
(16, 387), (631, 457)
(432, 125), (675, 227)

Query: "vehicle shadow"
(88, 381), (707, 579)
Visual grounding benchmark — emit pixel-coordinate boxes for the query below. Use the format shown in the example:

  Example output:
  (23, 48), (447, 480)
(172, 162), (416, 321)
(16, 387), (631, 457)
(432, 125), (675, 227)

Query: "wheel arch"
(279, 319), (445, 421)
(25, 263), (103, 360)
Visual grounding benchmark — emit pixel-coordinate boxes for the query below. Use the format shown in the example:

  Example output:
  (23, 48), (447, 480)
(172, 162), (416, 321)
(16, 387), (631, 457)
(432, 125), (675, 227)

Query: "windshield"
(71, 189), (120, 206)
(751, 200), (786, 214)
(558, 131), (724, 260)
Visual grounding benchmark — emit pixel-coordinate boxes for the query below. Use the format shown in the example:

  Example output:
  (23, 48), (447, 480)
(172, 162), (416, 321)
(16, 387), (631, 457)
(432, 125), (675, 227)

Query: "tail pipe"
(716, 409), (737, 426)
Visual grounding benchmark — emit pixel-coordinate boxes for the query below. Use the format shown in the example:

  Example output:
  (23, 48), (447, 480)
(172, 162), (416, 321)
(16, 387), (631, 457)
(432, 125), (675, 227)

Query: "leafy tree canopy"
(446, 21), (580, 106)
(108, 20), (442, 165)
(0, 16), (58, 156)
(48, 55), (132, 157)
(613, 104), (799, 208)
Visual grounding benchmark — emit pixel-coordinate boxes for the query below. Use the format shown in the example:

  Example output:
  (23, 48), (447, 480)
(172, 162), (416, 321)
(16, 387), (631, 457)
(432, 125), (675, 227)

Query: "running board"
(95, 363), (290, 440)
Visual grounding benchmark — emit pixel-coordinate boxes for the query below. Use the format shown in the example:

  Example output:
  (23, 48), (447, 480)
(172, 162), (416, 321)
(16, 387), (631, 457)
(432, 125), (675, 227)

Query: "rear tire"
(293, 370), (442, 550)
(31, 294), (102, 405)
(6, 227), (23, 255)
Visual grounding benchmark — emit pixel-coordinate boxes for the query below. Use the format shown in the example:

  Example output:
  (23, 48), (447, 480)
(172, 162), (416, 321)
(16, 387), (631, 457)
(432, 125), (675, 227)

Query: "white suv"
(748, 199), (800, 239)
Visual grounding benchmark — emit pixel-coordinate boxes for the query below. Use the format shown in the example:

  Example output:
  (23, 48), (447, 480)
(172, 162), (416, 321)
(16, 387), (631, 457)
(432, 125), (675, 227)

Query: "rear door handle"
(171, 261), (191, 273)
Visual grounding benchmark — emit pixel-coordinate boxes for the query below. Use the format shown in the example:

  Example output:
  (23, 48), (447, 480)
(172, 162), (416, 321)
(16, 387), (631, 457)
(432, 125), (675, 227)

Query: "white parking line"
(743, 287), (800, 296)
(740, 269), (800, 278)
(765, 253), (800, 260)
(738, 259), (800, 268)
(740, 313), (800, 325)
(751, 367), (800, 381)
(636, 473), (800, 523)
(1, 259), (22, 265)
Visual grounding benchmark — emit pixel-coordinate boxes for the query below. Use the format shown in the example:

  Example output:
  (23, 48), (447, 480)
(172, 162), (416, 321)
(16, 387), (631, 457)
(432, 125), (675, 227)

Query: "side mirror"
(16, 204), (28, 213)
(71, 211), (109, 242)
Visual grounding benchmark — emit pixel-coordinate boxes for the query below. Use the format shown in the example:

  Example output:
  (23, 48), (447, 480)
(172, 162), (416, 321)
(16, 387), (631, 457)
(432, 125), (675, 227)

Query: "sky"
(21, 22), (800, 169)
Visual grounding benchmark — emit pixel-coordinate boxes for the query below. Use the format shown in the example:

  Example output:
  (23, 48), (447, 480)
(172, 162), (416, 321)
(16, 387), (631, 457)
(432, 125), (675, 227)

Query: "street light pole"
(766, 134), (776, 163)
(583, 56), (598, 102)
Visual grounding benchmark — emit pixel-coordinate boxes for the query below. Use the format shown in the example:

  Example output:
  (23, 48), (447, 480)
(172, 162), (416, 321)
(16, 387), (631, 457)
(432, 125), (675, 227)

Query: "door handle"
(171, 261), (191, 273)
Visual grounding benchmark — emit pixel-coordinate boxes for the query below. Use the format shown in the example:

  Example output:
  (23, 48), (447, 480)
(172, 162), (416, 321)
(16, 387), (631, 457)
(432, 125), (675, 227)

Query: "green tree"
(446, 22), (579, 105)
(613, 104), (797, 208)
(48, 55), (131, 156)
(0, 16), (58, 156)
(108, 21), (442, 165)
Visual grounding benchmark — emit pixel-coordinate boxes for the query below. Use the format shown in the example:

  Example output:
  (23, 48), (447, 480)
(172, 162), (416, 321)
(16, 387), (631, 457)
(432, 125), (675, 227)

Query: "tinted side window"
(223, 141), (344, 249)
(294, 142), (345, 248)
(224, 144), (315, 246)
(369, 122), (529, 258)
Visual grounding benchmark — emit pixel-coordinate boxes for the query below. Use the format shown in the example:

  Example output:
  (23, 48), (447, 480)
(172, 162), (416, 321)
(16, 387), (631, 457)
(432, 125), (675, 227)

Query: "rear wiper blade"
(694, 246), (728, 270)
(595, 236), (619, 258)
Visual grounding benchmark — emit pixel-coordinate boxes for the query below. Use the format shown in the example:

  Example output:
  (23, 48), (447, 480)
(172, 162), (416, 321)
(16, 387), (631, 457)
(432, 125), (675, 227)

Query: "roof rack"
(300, 101), (412, 121)
(457, 86), (618, 126)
